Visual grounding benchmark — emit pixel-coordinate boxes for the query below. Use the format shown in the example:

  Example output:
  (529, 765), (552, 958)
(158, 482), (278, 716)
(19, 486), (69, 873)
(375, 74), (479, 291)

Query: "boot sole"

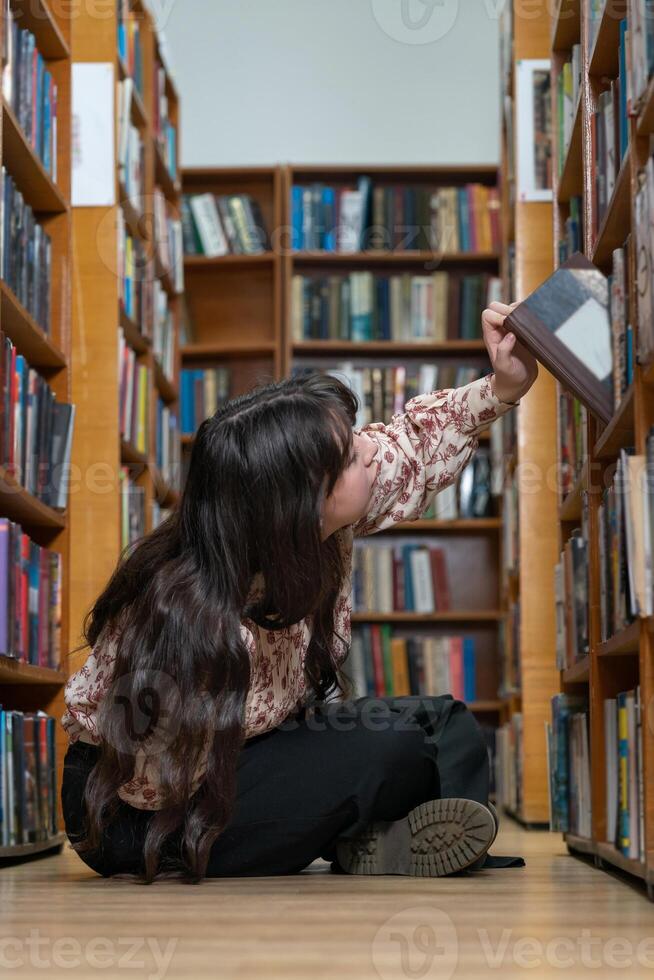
(336, 797), (495, 877)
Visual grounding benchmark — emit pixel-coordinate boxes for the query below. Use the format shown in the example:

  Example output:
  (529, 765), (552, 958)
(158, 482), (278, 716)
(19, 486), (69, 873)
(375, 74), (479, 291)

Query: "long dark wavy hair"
(70, 371), (359, 883)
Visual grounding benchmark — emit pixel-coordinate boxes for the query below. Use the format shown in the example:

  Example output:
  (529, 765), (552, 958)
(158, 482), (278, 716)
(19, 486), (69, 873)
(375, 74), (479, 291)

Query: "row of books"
(180, 367), (230, 436)
(119, 468), (145, 552)
(495, 715), (522, 816)
(635, 154), (654, 366)
(547, 695), (591, 838)
(1, 166), (52, 335)
(624, 2), (654, 120)
(155, 400), (181, 492)
(0, 519), (62, 669)
(182, 193), (270, 257)
(290, 180), (502, 254)
(119, 209), (151, 333)
(153, 280), (175, 380)
(615, 444), (654, 621)
(598, 454), (636, 640)
(556, 44), (582, 173)
(0, 331), (74, 508)
(500, 599), (521, 697)
(605, 688), (645, 862)
(290, 272), (502, 343)
(346, 626), (479, 701)
(554, 528), (589, 670)
(118, 329), (150, 455)
(592, 74), (628, 241)
(559, 392), (587, 499)
(2, 4), (58, 179)
(609, 244), (633, 408)
(118, 78), (145, 207)
(153, 188), (184, 294)
(117, 0), (144, 95)
(558, 195), (582, 265)
(0, 709), (58, 847)
(154, 61), (177, 181)
(293, 364), (485, 430)
(353, 544), (453, 615)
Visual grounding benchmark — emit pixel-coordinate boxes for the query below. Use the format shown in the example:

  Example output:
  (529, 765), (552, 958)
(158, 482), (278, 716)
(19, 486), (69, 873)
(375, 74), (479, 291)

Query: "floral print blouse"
(61, 373), (515, 810)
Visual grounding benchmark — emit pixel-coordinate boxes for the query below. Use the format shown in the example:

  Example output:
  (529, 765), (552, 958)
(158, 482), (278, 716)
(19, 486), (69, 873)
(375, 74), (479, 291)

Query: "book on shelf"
(153, 280), (175, 379)
(153, 61), (177, 181)
(291, 271), (502, 343)
(1, 2), (58, 180)
(546, 694), (591, 837)
(634, 155), (654, 365)
(504, 252), (615, 425)
(626, 1), (654, 116)
(118, 78), (145, 208)
(0, 518), (62, 669)
(558, 196), (582, 265)
(620, 447), (654, 618)
(559, 392), (587, 498)
(352, 543), (453, 615)
(118, 208), (153, 336)
(0, 167), (53, 335)
(0, 709), (58, 847)
(182, 193), (270, 257)
(556, 43), (581, 173)
(0, 332), (74, 508)
(117, 0), (144, 94)
(495, 714), (522, 815)
(151, 500), (174, 531)
(118, 328), (150, 454)
(180, 366), (230, 436)
(153, 188), (184, 294)
(346, 626), (478, 701)
(291, 364), (488, 430)
(290, 179), (501, 254)
(605, 687), (645, 862)
(554, 525), (590, 670)
(155, 399), (180, 492)
(598, 448), (637, 639)
(119, 467), (145, 550)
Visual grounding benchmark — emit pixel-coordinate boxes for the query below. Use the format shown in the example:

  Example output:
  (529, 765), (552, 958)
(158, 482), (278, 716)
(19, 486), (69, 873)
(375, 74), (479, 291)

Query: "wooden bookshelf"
(549, 0), (654, 899)
(69, 6), (182, 675)
(281, 163), (509, 723)
(496, 3), (560, 824)
(0, 0), (72, 858)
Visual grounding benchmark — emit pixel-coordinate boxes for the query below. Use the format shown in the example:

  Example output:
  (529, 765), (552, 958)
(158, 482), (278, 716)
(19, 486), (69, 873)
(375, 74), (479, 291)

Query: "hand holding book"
(482, 301), (539, 404)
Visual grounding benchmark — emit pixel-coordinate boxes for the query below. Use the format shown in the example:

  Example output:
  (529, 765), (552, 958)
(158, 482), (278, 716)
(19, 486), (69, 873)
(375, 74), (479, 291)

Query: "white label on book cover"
(72, 63), (115, 207)
(555, 297), (613, 381)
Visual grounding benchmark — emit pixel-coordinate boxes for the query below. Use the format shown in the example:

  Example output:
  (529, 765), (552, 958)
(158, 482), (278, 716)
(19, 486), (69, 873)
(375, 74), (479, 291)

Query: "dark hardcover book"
(504, 252), (614, 424)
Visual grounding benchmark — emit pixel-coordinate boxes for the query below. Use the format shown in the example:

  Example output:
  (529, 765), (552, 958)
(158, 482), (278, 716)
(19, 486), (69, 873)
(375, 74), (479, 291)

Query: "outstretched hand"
(481, 301), (539, 404)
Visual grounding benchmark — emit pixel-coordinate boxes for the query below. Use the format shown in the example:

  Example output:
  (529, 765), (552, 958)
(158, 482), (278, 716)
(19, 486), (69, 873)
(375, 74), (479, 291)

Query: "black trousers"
(61, 695), (519, 878)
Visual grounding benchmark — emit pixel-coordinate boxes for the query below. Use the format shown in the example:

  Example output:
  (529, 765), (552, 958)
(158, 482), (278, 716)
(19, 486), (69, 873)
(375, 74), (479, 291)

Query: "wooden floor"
(1, 818), (652, 978)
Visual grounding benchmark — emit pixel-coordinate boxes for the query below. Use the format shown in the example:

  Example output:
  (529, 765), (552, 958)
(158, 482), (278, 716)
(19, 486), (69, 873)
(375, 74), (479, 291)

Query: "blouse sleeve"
(351, 373), (516, 537)
(61, 627), (118, 745)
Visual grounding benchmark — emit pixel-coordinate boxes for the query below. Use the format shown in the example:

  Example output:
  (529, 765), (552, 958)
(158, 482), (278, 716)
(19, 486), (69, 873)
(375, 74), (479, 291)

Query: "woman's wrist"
(490, 373), (522, 406)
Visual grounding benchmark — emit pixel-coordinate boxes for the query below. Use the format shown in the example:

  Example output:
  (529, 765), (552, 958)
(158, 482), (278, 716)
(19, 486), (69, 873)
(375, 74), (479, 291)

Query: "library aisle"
(1, 822), (653, 979)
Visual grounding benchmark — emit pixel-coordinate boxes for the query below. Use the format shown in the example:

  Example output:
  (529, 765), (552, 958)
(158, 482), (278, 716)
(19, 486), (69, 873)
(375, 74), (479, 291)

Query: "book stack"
(291, 271), (502, 343)
(118, 78), (145, 207)
(153, 188), (184, 294)
(604, 688), (645, 862)
(1, 2), (58, 179)
(0, 167), (52, 334)
(346, 626), (478, 701)
(154, 62), (177, 181)
(117, 0), (143, 93)
(556, 44), (582, 173)
(0, 519), (62, 670)
(0, 334), (74, 508)
(290, 179), (501, 253)
(118, 328), (150, 454)
(119, 467), (145, 550)
(118, 209), (152, 336)
(180, 366), (230, 435)
(153, 281), (175, 380)
(291, 364), (485, 429)
(155, 400), (180, 492)
(182, 193), (270, 256)
(559, 392), (587, 498)
(554, 525), (590, 670)
(547, 694), (591, 837)
(0, 709), (58, 847)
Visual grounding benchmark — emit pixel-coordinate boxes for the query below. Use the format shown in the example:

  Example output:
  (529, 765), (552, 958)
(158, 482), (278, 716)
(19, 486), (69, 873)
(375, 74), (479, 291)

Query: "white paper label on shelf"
(72, 63), (116, 208)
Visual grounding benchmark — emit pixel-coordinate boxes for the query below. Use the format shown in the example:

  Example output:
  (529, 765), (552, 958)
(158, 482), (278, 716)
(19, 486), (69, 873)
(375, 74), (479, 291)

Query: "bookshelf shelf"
(0, 280), (67, 370)
(587, 0), (626, 78)
(0, 832), (66, 859)
(469, 700), (503, 712)
(593, 384), (635, 458)
(559, 460), (587, 521)
(292, 340), (487, 356)
(120, 440), (148, 467)
(0, 468), (66, 530)
(291, 251), (500, 265)
(11, 0), (69, 58)
(351, 611), (504, 624)
(557, 92), (584, 202)
(131, 85), (148, 130)
(552, 0), (581, 51)
(386, 518), (502, 533)
(562, 655), (590, 683)
(120, 308), (150, 355)
(2, 100), (67, 213)
(565, 831), (595, 855)
(595, 841), (647, 881)
(591, 146), (631, 268)
(154, 143), (180, 202)
(181, 341), (278, 358)
(153, 359), (177, 404)
(184, 253), (275, 269)
(596, 620), (640, 657)
(0, 656), (66, 685)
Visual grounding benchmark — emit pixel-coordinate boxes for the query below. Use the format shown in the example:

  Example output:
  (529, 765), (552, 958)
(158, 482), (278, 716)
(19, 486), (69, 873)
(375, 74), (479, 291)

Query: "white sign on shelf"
(72, 62), (115, 207)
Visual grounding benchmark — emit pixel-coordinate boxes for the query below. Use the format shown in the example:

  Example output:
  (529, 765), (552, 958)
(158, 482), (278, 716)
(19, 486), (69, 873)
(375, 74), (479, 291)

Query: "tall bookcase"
(69, 6), (182, 679)
(496, 3), (561, 825)
(0, 0), (72, 858)
(281, 163), (509, 725)
(549, 0), (654, 898)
